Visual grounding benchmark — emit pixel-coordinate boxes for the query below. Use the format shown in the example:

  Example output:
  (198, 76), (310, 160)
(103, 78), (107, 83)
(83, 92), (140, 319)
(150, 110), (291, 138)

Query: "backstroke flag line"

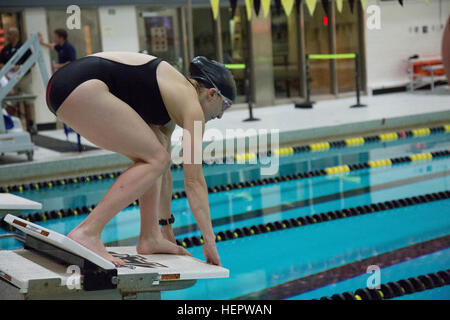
(262, 0), (271, 17)
(281, 0), (295, 17)
(305, 0), (318, 16)
(336, 0), (343, 13)
(210, 0), (220, 20)
(214, 0), (415, 20)
(245, 0), (253, 20)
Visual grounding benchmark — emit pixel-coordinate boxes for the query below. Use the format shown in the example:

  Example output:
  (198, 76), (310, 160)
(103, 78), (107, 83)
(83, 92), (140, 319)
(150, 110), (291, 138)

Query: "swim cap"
(189, 56), (237, 103)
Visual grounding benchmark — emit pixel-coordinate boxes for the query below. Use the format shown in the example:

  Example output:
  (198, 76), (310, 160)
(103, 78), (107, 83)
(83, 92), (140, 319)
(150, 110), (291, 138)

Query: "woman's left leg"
(135, 126), (191, 256)
(136, 175), (188, 256)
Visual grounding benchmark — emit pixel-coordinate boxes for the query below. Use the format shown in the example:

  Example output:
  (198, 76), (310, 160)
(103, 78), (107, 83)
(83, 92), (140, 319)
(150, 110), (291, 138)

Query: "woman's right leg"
(55, 79), (171, 266)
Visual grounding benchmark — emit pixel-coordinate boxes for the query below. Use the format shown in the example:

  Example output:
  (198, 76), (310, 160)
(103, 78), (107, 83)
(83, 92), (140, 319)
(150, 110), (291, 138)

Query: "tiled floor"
(1, 86), (449, 182)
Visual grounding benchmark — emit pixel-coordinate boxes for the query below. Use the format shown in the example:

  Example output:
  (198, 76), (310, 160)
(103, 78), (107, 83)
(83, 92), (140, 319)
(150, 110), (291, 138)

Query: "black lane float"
(315, 269), (450, 300)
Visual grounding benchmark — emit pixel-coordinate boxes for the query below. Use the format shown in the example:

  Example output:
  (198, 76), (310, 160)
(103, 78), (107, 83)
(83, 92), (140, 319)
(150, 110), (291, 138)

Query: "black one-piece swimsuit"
(46, 56), (171, 126)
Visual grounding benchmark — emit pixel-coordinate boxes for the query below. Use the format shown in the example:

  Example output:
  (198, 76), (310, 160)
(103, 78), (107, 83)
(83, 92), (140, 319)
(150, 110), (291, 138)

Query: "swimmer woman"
(46, 52), (236, 266)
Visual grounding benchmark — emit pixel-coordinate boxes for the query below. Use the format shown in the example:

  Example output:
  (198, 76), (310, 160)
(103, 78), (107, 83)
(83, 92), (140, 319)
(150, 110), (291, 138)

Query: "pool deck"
(1, 86), (449, 186)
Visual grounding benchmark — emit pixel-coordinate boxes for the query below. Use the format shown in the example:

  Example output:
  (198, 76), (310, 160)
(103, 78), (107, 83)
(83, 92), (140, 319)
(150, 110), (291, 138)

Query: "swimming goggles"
(192, 69), (232, 112)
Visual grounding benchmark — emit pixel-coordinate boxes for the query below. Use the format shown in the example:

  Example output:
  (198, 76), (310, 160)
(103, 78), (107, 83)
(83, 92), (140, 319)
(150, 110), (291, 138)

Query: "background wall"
(365, 0), (450, 91)
(250, 6), (275, 107)
(23, 8), (54, 125)
(23, 5), (141, 127)
(98, 6), (139, 52)
(21, 1), (450, 127)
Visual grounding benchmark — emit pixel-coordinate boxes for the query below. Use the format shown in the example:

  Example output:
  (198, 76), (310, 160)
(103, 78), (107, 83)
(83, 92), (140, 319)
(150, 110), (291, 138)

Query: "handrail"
(0, 33), (49, 133)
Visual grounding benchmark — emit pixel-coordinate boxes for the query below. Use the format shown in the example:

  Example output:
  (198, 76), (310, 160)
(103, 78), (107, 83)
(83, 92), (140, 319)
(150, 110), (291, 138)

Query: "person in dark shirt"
(0, 27), (32, 72)
(38, 28), (76, 70)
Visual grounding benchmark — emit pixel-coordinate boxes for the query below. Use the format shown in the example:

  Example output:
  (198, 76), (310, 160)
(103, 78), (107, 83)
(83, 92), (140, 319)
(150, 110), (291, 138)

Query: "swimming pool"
(1, 129), (449, 300)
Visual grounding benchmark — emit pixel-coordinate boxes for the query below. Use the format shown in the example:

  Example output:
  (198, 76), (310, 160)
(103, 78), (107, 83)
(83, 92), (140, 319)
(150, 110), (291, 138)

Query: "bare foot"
(161, 226), (176, 244)
(136, 235), (192, 257)
(68, 228), (126, 266)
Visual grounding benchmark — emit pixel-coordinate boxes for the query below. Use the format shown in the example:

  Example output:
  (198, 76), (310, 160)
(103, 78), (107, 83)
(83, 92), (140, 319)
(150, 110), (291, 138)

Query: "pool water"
(1, 133), (449, 300)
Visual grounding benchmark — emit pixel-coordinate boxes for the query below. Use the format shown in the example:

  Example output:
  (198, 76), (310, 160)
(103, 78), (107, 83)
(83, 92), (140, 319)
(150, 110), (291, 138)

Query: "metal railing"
(0, 33), (49, 133)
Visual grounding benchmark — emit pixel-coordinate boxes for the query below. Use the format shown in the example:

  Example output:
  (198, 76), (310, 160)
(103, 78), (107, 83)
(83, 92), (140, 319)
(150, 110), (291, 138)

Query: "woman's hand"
(203, 240), (221, 266)
(161, 225), (176, 244)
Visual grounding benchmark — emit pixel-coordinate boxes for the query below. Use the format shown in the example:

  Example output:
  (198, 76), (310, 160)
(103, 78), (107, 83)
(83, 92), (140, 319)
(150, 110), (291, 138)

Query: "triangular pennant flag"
(295, 0), (303, 13)
(210, 0), (220, 20)
(361, 0), (368, 10)
(398, 0), (403, 6)
(336, 0), (343, 13)
(254, 0), (261, 16)
(305, 0), (317, 16)
(274, 0), (282, 15)
(281, 0), (295, 17)
(321, 0), (329, 17)
(349, 0), (355, 14)
(262, 0), (271, 17)
(245, 0), (253, 20)
(230, 0), (238, 19)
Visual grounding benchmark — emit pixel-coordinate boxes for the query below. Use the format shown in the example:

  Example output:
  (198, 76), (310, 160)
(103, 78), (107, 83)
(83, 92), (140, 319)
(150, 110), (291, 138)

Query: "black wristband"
(159, 214), (175, 226)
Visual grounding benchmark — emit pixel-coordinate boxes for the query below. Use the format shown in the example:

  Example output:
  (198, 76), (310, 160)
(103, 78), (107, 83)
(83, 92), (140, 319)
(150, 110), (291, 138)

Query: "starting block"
(0, 193), (42, 218)
(0, 214), (229, 300)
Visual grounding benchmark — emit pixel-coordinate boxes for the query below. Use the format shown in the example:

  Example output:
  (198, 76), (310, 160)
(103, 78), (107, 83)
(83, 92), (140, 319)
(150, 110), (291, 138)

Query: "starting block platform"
(0, 214), (229, 300)
(0, 193), (42, 217)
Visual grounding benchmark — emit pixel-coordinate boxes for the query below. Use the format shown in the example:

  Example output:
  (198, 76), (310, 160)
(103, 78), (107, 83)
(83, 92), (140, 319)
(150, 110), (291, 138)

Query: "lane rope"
(314, 269), (450, 300)
(173, 190), (450, 249)
(1, 124), (448, 192)
(2, 189), (448, 251)
(2, 150), (449, 227)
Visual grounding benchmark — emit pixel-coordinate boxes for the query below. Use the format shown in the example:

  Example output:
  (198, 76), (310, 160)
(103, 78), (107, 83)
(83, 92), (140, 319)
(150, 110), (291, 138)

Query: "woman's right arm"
(156, 61), (221, 265)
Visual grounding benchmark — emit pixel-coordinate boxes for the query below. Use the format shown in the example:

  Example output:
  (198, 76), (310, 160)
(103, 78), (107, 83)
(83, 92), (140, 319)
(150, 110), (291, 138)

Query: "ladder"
(0, 33), (49, 160)
(0, 33), (49, 131)
(1, 33), (83, 153)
